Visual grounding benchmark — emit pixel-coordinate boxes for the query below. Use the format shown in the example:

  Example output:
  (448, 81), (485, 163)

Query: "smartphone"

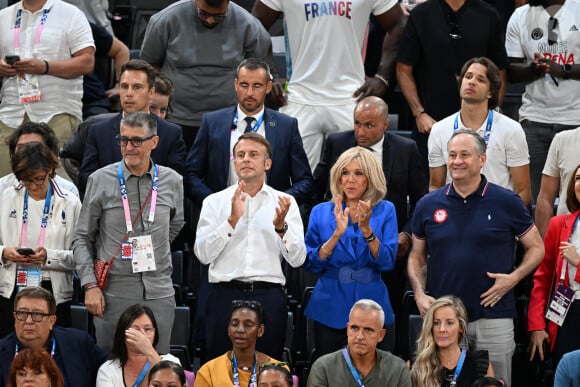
(5, 55), (20, 65)
(17, 247), (35, 256)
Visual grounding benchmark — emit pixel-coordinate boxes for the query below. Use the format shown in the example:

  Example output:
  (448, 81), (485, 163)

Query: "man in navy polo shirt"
(407, 130), (544, 386)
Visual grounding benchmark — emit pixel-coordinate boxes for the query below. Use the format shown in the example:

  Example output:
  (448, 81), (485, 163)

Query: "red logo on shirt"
(433, 209), (448, 223)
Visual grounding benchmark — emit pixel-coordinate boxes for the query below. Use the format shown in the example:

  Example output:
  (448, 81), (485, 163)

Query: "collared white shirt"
(195, 183), (306, 284)
(227, 105), (266, 186)
(0, 0), (94, 126)
(368, 134), (384, 164)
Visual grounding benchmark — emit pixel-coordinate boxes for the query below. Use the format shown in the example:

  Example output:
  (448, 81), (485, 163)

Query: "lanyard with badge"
(118, 162), (158, 273)
(449, 349), (467, 386)
(546, 213), (580, 326)
(230, 110), (265, 161)
(16, 185), (52, 290)
(342, 347), (365, 387)
(453, 110), (494, 145)
(231, 352), (257, 387)
(15, 337), (56, 358)
(13, 7), (50, 103)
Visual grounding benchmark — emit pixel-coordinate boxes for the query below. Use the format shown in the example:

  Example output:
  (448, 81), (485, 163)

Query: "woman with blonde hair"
(304, 146), (398, 358)
(411, 296), (493, 387)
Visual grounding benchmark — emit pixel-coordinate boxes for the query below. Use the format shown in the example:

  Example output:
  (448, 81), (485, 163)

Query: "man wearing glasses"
(73, 111), (185, 354)
(0, 287), (107, 387)
(505, 0), (580, 204)
(140, 0), (271, 150)
(396, 0), (508, 175)
(78, 59), (186, 198)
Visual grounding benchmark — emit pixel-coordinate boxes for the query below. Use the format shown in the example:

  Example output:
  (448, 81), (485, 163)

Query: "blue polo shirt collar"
(445, 174), (490, 198)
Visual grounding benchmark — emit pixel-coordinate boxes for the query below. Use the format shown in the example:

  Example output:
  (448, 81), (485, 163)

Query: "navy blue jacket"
(0, 327), (108, 387)
(185, 106), (313, 206)
(79, 113), (186, 196)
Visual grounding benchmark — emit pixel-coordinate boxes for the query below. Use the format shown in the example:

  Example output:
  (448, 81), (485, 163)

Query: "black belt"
(216, 280), (282, 291)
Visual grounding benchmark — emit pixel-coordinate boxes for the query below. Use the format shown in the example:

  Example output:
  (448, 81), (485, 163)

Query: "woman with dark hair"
(194, 300), (287, 387)
(529, 164), (580, 367)
(257, 363), (293, 387)
(0, 141), (81, 336)
(97, 304), (180, 386)
(411, 296), (493, 387)
(472, 376), (504, 387)
(7, 348), (64, 387)
(148, 360), (186, 387)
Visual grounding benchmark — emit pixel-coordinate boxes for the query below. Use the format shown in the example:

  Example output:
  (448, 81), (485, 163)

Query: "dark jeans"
(552, 300), (580, 367)
(520, 119), (578, 203)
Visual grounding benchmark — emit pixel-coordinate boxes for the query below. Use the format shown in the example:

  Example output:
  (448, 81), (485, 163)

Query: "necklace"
(240, 366), (250, 371)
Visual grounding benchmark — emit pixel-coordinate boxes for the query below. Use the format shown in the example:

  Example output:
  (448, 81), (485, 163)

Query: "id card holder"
(130, 235), (156, 273)
(17, 75), (42, 104)
(545, 283), (575, 327)
(16, 268), (41, 289)
(121, 242), (133, 261)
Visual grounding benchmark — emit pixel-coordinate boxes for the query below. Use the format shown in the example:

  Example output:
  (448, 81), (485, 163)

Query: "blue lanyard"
(132, 360), (151, 387)
(117, 162), (158, 233)
(342, 347), (365, 387)
(231, 352), (257, 387)
(232, 110), (265, 133)
(560, 213), (580, 283)
(21, 184), (52, 247)
(453, 110), (494, 146)
(15, 337), (55, 358)
(449, 349), (467, 386)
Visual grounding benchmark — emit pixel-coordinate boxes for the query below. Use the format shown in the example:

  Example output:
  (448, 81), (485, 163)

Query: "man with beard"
(140, 0), (271, 149)
(505, 0), (580, 203)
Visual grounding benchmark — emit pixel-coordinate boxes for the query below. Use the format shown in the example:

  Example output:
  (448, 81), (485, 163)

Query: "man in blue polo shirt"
(407, 130), (544, 387)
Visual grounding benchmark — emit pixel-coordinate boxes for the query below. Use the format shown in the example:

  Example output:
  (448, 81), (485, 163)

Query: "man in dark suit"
(0, 287), (107, 387)
(79, 59), (186, 197)
(185, 57), (313, 207)
(313, 96), (427, 357)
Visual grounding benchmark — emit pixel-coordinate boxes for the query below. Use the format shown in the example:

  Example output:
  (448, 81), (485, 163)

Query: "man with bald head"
(314, 97), (427, 355)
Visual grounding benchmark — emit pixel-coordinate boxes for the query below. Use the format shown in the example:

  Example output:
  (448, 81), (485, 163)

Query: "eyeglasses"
(20, 174), (48, 186)
(548, 17), (558, 45)
(14, 310), (52, 322)
(232, 299), (263, 313)
(116, 134), (155, 147)
(449, 13), (462, 40)
(197, 6), (227, 23)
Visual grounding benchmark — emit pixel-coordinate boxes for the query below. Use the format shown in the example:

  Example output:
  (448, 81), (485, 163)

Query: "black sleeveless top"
(439, 350), (489, 387)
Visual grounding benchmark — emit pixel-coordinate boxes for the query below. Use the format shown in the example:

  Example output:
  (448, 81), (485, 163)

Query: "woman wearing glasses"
(194, 300), (288, 387)
(411, 296), (493, 387)
(0, 142), (81, 337)
(304, 147), (398, 357)
(97, 304), (180, 387)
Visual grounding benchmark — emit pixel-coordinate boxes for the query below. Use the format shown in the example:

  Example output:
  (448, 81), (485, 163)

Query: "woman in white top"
(97, 304), (180, 387)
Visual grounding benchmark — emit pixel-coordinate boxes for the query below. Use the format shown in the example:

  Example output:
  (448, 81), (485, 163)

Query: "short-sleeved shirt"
(505, 1), (580, 125)
(260, 0), (397, 105)
(543, 127), (580, 215)
(397, 0), (508, 120)
(412, 176), (534, 321)
(429, 110), (529, 190)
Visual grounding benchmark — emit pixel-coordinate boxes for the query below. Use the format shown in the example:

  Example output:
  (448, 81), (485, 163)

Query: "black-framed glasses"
(449, 13), (462, 40)
(115, 134), (155, 147)
(232, 299), (263, 312)
(548, 17), (558, 45)
(14, 310), (52, 322)
(20, 174), (48, 186)
(197, 6), (227, 23)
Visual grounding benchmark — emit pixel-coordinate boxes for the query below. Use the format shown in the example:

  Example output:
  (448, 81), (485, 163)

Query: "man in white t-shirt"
(535, 127), (580, 236)
(429, 57), (531, 205)
(505, 0), (580, 203)
(252, 0), (406, 170)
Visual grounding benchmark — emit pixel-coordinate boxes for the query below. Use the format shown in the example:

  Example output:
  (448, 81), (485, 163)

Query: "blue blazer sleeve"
(184, 114), (216, 206)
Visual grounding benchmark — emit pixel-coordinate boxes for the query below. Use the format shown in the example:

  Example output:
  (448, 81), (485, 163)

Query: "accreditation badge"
(545, 283), (575, 326)
(16, 268), (41, 288)
(130, 234), (156, 273)
(17, 74), (42, 104)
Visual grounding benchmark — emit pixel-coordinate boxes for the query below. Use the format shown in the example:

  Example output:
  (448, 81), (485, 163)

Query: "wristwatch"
(563, 64), (573, 79)
(275, 222), (288, 234)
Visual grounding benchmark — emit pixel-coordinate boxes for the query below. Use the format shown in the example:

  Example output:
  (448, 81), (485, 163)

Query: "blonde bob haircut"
(329, 146), (386, 206)
(410, 295), (469, 387)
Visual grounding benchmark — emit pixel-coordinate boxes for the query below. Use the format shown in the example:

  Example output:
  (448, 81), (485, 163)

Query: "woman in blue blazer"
(304, 147), (398, 358)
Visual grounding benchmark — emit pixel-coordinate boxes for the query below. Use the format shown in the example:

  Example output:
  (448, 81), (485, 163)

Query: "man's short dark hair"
(458, 57), (502, 110)
(233, 132), (272, 160)
(12, 142), (60, 181)
(7, 122), (59, 158)
(448, 129), (487, 156)
(121, 111), (158, 136)
(205, 0), (228, 7)
(236, 58), (272, 80)
(120, 59), (157, 89)
(15, 287), (57, 315)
